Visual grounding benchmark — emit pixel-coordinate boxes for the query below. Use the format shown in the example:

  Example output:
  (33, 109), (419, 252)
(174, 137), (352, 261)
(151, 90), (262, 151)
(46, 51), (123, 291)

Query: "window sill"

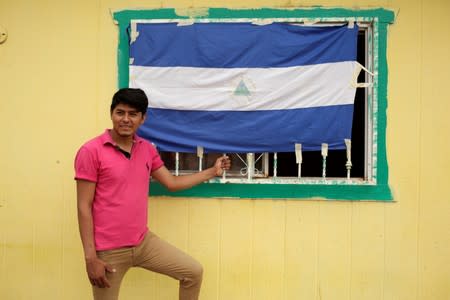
(149, 181), (392, 201)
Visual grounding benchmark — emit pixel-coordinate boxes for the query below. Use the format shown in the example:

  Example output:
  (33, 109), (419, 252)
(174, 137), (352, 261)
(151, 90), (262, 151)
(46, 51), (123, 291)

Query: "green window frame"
(113, 7), (394, 200)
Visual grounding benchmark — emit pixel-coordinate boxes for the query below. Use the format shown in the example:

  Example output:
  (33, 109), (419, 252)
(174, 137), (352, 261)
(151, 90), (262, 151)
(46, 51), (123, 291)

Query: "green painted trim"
(113, 7), (394, 200)
(376, 22), (390, 186)
(114, 7), (394, 88)
(150, 182), (392, 201)
(113, 7), (394, 22)
(116, 23), (129, 88)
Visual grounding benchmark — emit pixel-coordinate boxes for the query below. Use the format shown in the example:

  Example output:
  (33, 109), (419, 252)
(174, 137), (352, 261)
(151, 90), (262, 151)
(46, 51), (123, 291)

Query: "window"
(114, 8), (394, 200)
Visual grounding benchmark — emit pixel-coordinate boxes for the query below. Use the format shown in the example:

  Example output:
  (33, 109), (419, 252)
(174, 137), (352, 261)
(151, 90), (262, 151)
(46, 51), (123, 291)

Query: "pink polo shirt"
(74, 129), (164, 251)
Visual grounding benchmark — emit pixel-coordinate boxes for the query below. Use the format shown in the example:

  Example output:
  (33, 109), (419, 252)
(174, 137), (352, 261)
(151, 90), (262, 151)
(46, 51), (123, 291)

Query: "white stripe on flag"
(130, 61), (358, 111)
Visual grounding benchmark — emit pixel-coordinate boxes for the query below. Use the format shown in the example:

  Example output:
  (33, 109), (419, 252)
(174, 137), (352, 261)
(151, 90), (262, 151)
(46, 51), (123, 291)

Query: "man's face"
(110, 103), (146, 138)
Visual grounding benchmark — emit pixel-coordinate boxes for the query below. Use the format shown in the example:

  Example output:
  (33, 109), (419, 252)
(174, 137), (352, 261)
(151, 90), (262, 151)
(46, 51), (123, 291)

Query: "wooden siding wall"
(0, 0), (449, 299)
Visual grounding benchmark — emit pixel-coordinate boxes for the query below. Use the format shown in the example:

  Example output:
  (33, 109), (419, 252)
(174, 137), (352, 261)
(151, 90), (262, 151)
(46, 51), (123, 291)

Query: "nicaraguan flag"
(129, 22), (359, 153)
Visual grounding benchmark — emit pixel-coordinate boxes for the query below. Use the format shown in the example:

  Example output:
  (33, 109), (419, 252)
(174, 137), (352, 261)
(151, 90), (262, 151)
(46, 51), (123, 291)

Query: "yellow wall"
(1, 0), (449, 299)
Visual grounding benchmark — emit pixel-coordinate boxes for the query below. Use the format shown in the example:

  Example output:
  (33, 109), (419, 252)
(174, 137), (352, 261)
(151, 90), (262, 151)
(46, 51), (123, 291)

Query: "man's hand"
(152, 155), (232, 191)
(213, 155), (231, 176)
(85, 256), (116, 288)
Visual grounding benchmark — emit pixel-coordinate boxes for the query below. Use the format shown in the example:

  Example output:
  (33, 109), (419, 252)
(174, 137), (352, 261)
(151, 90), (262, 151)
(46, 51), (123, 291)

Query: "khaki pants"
(93, 231), (203, 300)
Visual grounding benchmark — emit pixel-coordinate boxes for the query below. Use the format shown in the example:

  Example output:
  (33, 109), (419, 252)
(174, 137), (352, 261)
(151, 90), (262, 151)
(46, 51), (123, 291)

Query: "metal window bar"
(166, 148), (362, 184)
(247, 153), (254, 181)
(235, 153), (266, 180)
(321, 143), (328, 179)
(273, 152), (278, 178)
(197, 146), (203, 171)
(345, 139), (352, 180)
(222, 153), (227, 181)
(295, 144), (302, 179)
(175, 152), (179, 176)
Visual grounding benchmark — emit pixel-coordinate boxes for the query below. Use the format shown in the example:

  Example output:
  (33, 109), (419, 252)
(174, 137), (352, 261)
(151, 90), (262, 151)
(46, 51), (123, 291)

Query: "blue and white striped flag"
(130, 22), (359, 153)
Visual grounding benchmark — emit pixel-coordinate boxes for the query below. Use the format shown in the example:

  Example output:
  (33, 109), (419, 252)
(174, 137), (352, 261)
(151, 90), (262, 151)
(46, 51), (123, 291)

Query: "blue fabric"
(131, 23), (358, 68)
(130, 22), (359, 153)
(138, 105), (354, 153)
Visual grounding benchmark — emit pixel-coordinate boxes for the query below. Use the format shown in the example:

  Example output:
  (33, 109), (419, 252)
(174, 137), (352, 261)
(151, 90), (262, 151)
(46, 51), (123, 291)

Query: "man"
(75, 88), (231, 300)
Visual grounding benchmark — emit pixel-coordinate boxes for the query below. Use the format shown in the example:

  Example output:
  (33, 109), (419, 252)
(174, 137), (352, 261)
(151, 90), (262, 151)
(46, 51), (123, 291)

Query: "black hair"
(110, 88), (148, 115)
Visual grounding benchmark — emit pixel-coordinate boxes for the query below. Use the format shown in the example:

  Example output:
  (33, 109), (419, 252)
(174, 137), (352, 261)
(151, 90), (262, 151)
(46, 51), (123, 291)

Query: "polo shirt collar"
(100, 129), (144, 146)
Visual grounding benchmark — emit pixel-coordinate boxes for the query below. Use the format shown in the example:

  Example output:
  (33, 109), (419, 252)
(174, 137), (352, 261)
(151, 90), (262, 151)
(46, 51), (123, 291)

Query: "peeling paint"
(174, 7), (209, 18)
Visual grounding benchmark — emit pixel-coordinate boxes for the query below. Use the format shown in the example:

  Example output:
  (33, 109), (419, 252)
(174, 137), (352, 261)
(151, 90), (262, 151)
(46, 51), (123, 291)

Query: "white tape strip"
(345, 139), (352, 179)
(197, 146), (203, 158)
(252, 19), (273, 25)
(303, 19), (318, 26)
(321, 143), (328, 157)
(347, 19), (355, 28)
(351, 62), (374, 88)
(177, 20), (195, 26)
(321, 143), (328, 179)
(358, 61), (374, 76)
(345, 139), (351, 161)
(130, 22), (139, 44)
(295, 143), (302, 178)
(197, 146), (203, 171)
(295, 143), (302, 164)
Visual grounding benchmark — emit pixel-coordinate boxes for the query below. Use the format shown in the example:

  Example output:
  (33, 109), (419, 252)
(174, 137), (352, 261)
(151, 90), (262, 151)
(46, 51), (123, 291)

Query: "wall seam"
(282, 200), (287, 300)
(348, 202), (354, 300)
(32, 224), (36, 300)
(315, 202), (321, 300)
(95, 0), (102, 130)
(217, 199), (222, 300)
(416, 0), (424, 299)
(382, 203), (386, 300)
(250, 200), (255, 300)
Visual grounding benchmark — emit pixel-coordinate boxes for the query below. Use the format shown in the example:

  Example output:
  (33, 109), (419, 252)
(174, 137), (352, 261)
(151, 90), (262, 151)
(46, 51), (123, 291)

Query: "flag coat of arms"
(129, 22), (359, 153)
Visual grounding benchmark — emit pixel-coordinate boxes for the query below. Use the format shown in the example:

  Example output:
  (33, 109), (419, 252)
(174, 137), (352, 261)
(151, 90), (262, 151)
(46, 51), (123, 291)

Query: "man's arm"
(76, 179), (115, 288)
(152, 155), (231, 192)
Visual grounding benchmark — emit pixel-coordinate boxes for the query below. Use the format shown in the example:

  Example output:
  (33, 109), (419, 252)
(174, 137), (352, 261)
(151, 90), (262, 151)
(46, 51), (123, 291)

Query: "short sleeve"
(74, 146), (98, 182)
(149, 144), (164, 172)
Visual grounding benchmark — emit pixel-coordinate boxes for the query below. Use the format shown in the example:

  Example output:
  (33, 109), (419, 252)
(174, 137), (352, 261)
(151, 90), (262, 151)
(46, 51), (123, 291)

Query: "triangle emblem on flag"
(234, 79), (251, 96)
